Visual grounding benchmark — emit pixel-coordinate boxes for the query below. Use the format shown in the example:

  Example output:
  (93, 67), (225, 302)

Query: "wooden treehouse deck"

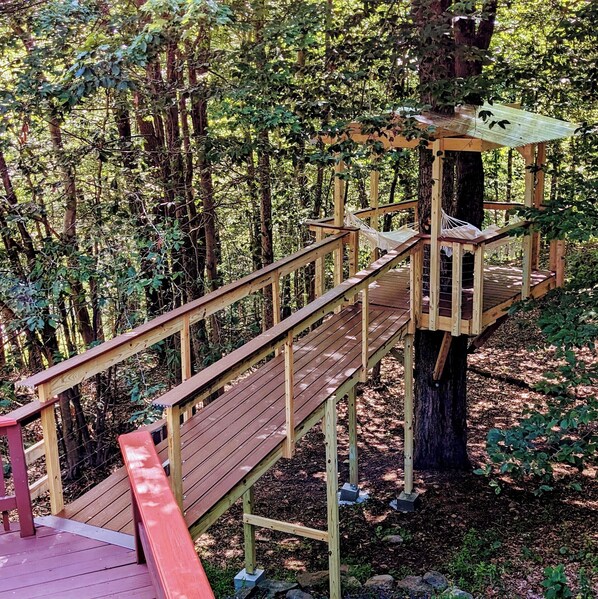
(6, 203), (564, 598)
(56, 261), (553, 539)
(0, 524), (155, 598)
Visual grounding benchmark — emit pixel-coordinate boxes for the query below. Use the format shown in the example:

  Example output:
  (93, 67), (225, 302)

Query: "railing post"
(314, 229), (325, 298)
(360, 285), (369, 383)
(243, 487), (257, 575)
(429, 139), (445, 331)
(272, 276), (281, 325)
(522, 144), (536, 299)
(181, 315), (193, 421)
(166, 405), (183, 510)
(451, 242), (463, 336)
(348, 229), (359, 305)
(403, 334), (414, 496)
(347, 387), (358, 487)
(283, 332), (295, 459)
(323, 396), (341, 599)
(0, 418), (35, 537)
(472, 244), (485, 335)
(333, 160), (345, 288)
(38, 383), (63, 515)
(531, 142), (546, 270)
(370, 164), (380, 265)
(409, 245), (422, 333)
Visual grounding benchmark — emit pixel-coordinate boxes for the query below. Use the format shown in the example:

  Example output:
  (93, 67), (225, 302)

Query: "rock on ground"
(422, 571), (449, 592)
(395, 575), (434, 597)
(363, 574), (395, 591)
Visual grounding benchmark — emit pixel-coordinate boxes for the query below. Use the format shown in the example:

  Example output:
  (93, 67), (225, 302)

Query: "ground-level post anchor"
(235, 486), (265, 590)
(392, 334), (420, 513)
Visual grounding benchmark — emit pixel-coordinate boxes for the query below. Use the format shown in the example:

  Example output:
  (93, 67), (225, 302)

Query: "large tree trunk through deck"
(411, 0), (496, 471)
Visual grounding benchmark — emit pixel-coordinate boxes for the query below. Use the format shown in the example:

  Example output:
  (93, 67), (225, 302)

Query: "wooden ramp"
(0, 524), (155, 599)
(61, 301), (410, 537)
(58, 263), (554, 538)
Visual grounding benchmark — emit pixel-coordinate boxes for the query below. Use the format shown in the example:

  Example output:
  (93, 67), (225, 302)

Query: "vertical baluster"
(283, 332), (295, 458)
(166, 405), (183, 510)
(451, 242), (463, 336)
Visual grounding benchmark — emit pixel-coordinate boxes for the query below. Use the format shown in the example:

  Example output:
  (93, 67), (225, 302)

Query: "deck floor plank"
(0, 525), (154, 599)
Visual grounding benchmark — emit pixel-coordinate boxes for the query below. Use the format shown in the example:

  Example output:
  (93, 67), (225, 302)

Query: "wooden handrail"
(119, 430), (215, 599)
(153, 236), (421, 412)
(16, 233), (347, 399)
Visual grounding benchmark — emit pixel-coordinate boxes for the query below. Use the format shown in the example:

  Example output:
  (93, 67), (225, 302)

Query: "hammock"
(345, 210), (504, 256)
(344, 211), (418, 252)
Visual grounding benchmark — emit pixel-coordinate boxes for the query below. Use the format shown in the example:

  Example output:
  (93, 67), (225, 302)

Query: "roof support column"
(333, 159), (345, 290)
(429, 139), (445, 331)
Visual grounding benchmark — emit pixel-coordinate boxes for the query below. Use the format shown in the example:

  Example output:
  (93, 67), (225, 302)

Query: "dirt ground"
(196, 312), (598, 598)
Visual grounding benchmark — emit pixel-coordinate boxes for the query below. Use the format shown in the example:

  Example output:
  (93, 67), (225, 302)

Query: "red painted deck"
(0, 524), (155, 598)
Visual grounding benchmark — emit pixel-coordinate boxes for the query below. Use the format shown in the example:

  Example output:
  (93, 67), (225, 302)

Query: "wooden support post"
(370, 165), (380, 264)
(451, 242), (463, 336)
(409, 246), (423, 333)
(472, 244), (485, 335)
(181, 315), (193, 421)
(429, 140), (445, 331)
(531, 143), (546, 270)
(348, 230), (359, 305)
(348, 387), (358, 487)
(403, 334), (414, 496)
(555, 240), (566, 286)
(333, 160), (345, 289)
(323, 396), (341, 599)
(522, 144), (536, 299)
(283, 332), (295, 459)
(243, 488), (256, 575)
(166, 405), (183, 510)
(38, 384), (63, 515)
(272, 277), (281, 325)
(315, 229), (325, 298)
(360, 285), (369, 383)
(432, 332), (452, 382)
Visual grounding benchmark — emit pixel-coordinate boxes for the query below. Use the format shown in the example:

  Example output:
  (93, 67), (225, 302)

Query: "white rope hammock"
(345, 210), (517, 257)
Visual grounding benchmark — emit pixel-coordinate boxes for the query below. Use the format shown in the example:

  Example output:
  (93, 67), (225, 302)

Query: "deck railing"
(152, 236), (420, 506)
(0, 416), (35, 537)
(119, 430), (214, 599)
(12, 233), (349, 515)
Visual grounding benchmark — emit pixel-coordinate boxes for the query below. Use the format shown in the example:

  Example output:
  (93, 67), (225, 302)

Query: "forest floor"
(197, 310), (598, 599)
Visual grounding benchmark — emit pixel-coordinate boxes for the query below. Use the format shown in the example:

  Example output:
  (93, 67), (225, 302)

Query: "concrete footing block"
(339, 482), (359, 502)
(234, 568), (265, 590)
(390, 491), (421, 513)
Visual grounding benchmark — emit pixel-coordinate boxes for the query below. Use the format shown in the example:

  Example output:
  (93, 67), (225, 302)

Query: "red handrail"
(119, 430), (214, 599)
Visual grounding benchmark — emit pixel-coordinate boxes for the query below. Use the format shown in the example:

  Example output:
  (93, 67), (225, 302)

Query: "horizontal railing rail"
(119, 430), (214, 599)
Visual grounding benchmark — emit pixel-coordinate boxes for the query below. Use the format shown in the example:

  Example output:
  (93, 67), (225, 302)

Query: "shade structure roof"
(415, 103), (579, 148)
(324, 103), (579, 151)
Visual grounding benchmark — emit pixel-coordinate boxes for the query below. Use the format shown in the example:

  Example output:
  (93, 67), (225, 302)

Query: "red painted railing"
(0, 416), (35, 537)
(119, 430), (214, 599)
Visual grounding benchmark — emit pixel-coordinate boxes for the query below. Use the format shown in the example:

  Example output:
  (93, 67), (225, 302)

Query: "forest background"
(0, 0), (596, 596)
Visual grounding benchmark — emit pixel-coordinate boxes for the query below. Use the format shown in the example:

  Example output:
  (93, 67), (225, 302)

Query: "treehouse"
(1, 104), (575, 598)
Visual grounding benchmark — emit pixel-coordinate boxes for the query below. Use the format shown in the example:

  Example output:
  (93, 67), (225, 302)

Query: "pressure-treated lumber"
(314, 229), (325, 298)
(348, 387), (358, 487)
(521, 143), (536, 299)
(472, 245), (485, 335)
(333, 160), (345, 289)
(166, 406), (183, 510)
(283, 332), (295, 459)
(38, 384), (63, 515)
(403, 335), (414, 495)
(361, 285), (369, 382)
(243, 488), (256, 574)
(432, 332), (452, 382)
(243, 514), (328, 542)
(451, 242), (463, 336)
(531, 143), (546, 269)
(429, 139), (445, 331)
(324, 395), (341, 599)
